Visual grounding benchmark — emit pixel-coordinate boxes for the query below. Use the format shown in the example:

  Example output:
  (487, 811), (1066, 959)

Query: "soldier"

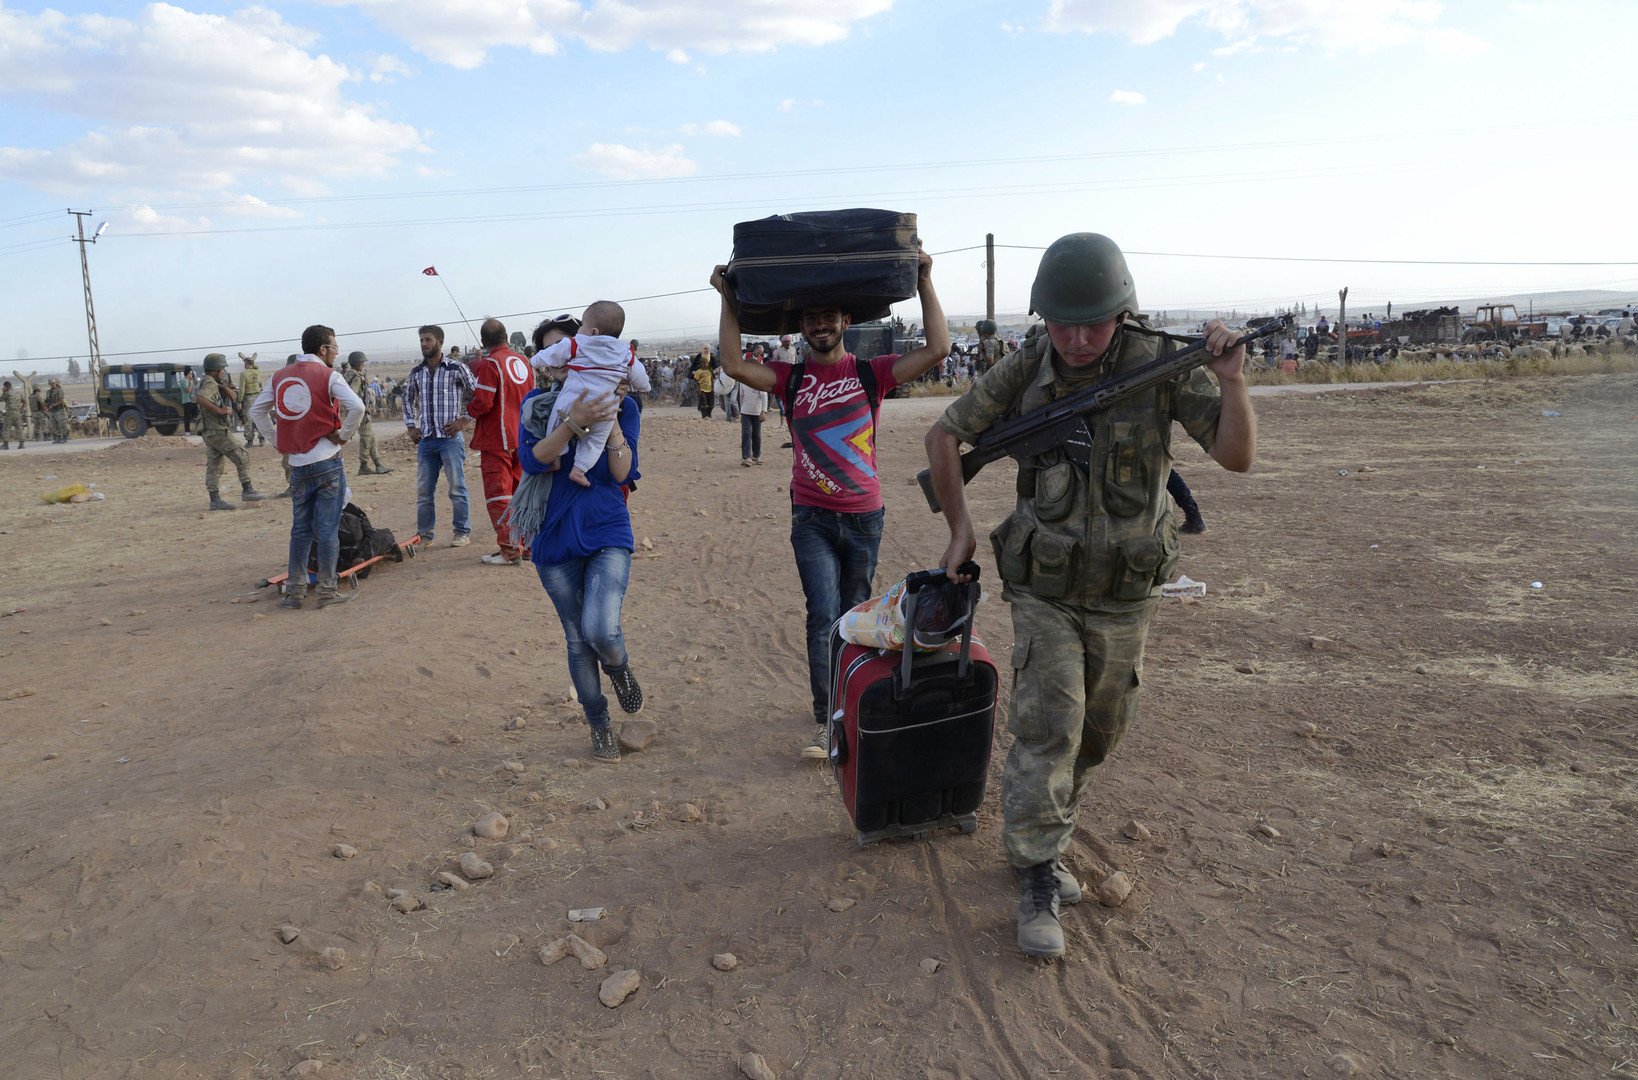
(0, 380), (23, 449)
(975, 319), (1006, 375)
(44, 378), (70, 444)
(343, 351), (392, 474)
(237, 353), (266, 445)
(195, 353), (269, 511)
(30, 383), (48, 442)
(924, 233), (1255, 960)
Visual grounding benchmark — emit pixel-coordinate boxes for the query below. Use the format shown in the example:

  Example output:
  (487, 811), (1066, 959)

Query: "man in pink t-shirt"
(710, 249), (951, 759)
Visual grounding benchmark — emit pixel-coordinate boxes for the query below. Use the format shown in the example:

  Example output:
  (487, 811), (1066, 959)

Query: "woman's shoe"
(590, 725), (622, 763)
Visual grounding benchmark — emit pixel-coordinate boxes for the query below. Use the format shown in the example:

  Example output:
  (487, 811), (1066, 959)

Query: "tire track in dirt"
(922, 845), (1035, 1080)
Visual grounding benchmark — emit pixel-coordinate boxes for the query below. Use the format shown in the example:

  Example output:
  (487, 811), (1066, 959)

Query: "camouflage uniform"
(44, 383), (70, 443)
(937, 322), (1223, 869)
(343, 366), (385, 472)
(30, 387), (48, 441)
(198, 375), (255, 498)
(238, 363), (265, 445)
(0, 385), (21, 447)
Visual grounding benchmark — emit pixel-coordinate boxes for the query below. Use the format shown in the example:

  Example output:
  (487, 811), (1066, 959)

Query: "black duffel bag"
(726, 209), (918, 335)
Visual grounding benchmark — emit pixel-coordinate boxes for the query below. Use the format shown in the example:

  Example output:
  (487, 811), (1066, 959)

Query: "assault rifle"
(917, 314), (1293, 513)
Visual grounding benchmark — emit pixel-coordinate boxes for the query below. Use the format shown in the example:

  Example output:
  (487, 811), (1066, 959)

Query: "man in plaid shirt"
(404, 324), (478, 546)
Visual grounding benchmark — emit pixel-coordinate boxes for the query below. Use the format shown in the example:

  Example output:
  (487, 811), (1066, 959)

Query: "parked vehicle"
(96, 363), (197, 438)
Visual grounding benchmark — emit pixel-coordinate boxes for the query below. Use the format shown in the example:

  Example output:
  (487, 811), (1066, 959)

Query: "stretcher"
(256, 534), (420, 593)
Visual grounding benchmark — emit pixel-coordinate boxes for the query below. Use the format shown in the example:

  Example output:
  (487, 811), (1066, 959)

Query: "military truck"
(97, 362), (198, 437)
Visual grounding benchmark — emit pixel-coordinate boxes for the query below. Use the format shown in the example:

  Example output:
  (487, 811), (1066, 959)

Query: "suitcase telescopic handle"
(896, 562), (983, 695)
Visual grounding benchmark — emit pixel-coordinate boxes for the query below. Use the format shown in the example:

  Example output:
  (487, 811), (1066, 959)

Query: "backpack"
(781, 357), (882, 421)
(308, 502), (401, 577)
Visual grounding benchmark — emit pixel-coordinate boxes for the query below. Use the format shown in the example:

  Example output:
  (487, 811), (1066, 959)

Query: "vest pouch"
(1034, 460), (1076, 523)
(1109, 536), (1164, 602)
(1029, 533), (1078, 599)
(1102, 425), (1152, 519)
(990, 514), (1034, 586)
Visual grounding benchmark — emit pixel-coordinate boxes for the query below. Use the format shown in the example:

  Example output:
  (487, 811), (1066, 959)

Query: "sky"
(2, 0), (1635, 370)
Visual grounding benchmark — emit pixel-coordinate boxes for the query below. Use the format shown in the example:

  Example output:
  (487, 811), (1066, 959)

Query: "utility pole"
(1338, 286), (1349, 363)
(985, 233), (995, 322)
(69, 210), (106, 387)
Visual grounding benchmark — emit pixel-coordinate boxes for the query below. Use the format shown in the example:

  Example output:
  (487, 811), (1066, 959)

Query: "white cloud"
(367, 52), (414, 82)
(121, 205), (207, 234)
(778, 98), (798, 112)
(666, 47), (690, 63)
(0, 4), (425, 198)
(680, 119), (742, 137)
(222, 194), (301, 219)
(319, 0), (894, 67)
(1109, 89), (1146, 105)
(1044, 0), (1478, 55)
(574, 142), (697, 180)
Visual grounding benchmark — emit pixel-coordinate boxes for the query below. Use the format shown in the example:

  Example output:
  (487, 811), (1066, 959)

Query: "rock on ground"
(739, 1051), (777, 1080)
(471, 811), (509, 840)
(598, 968), (641, 1008)
(711, 952), (738, 971)
(1096, 871), (1134, 907)
(459, 852), (494, 880)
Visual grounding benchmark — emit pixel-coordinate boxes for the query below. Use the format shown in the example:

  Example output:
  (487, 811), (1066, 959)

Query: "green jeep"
(98, 363), (199, 438)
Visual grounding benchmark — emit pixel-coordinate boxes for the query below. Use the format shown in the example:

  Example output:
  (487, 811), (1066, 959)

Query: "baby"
(531, 300), (652, 486)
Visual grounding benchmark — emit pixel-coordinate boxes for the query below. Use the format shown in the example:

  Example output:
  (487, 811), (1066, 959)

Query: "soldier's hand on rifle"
(1202, 319), (1247, 381)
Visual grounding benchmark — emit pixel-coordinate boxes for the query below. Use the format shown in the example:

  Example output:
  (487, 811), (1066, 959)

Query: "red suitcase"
(828, 566), (998, 845)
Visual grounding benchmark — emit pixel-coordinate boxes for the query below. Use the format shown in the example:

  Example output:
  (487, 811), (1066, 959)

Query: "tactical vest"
(343, 368), (373, 418)
(197, 377), (234, 434)
(989, 323), (1186, 610)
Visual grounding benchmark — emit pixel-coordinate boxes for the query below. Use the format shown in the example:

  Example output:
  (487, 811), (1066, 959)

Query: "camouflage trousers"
(1001, 591), (1158, 869)
(50, 408), (69, 441)
(32, 413), (48, 440)
(1, 411), (22, 443)
(203, 431), (253, 496)
(356, 418), (383, 470)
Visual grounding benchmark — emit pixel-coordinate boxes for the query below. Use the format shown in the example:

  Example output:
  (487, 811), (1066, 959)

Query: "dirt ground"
(1, 375), (1634, 1080)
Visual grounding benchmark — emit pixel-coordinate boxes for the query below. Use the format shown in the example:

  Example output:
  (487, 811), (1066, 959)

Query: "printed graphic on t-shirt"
(778, 355), (895, 512)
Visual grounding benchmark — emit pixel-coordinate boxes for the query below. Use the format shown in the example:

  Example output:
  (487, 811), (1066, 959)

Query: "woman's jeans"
(416, 435), (471, 541)
(288, 455), (345, 589)
(536, 548), (632, 729)
(740, 414), (762, 460)
(790, 505), (884, 724)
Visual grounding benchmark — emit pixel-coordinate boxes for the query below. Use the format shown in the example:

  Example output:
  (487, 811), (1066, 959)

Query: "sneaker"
(1016, 861), (1066, 958)
(608, 666), (643, 714)
(590, 725), (621, 763)
(278, 591), (304, 610)
(741, 459), (752, 467)
(480, 551), (520, 566)
(752, 458), (763, 465)
(450, 534), (471, 548)
(208, 496), (237, 511)
(800, 723), (829, 761)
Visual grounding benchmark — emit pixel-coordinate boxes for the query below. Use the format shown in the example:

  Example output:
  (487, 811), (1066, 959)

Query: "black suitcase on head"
(727, 209), (919, 335)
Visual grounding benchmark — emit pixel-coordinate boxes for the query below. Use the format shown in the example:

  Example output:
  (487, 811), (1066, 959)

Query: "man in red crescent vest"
(466, 317), (535, 565)
(249, 324), (366, 610)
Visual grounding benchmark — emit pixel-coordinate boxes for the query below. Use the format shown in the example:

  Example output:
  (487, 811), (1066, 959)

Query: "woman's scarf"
(498, 388), (560, 549)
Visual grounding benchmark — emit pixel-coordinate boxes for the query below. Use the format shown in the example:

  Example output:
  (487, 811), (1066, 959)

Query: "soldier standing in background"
(30, 383), (47, 442)
(0, 380), (23, 449)
(925, 233), (1255, 960)
(974, 319), (1006, 375)
(44, 378), (70, 444)
(237, 354), (266, 445)
(196, 353), (269, 511)
(343, 351), (392, 475)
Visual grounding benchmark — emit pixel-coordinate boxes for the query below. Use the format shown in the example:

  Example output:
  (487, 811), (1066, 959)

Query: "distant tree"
(67, 358), (80, 380)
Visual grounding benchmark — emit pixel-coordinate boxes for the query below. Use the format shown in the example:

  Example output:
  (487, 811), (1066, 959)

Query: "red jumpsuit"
(466, 345), (534, 560)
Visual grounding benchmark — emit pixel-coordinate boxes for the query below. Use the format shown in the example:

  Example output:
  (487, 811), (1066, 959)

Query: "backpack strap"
(856, 357), (880, 415)
(783, 361), (804, 419)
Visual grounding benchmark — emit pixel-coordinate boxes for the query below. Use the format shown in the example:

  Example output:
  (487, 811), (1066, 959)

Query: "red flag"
(422, 266), (438, 276)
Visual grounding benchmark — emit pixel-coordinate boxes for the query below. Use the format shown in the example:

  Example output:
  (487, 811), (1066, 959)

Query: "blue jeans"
(416, 435), (470, 540)
(740, 414), (762, 461)
(288, 455), (345, 588)
(536, 548), (633, 730)
(790, 505), (884, 724)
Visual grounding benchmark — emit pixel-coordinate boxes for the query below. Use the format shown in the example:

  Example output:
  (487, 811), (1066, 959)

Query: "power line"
(971, 243), (1638, 268)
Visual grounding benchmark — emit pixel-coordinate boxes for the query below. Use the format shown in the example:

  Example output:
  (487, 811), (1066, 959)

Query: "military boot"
(373, 462), (393, 474)
(1176, 487), (1207, 534)
(241, 486), (268, 502)
(1016, 861), (1066, 958)
(208, 494), (237, 511)
(1054, 859), (1083, 905)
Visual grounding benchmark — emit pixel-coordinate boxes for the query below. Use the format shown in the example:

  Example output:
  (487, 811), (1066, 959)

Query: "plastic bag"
(839, 577), (912, 650)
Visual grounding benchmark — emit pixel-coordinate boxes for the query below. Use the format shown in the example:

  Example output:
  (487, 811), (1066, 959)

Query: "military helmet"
(975, 319), (997, 336)
(203, 352), (228, 372)
(1028, 233), (1139, 325)
(347, 350), (367, 368)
